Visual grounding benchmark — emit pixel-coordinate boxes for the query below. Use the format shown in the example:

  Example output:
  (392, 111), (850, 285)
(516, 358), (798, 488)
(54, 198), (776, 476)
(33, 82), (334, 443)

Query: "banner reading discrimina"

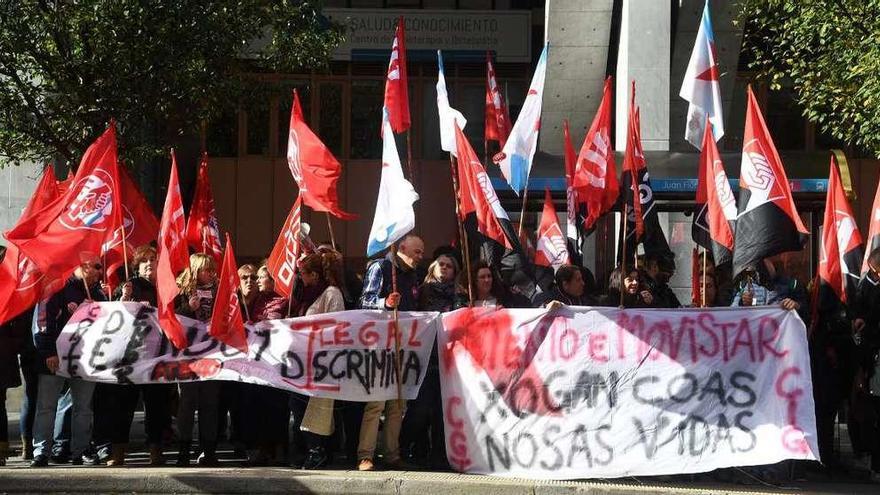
(57, 302), (439, 402)
(439, 306), (818, 479)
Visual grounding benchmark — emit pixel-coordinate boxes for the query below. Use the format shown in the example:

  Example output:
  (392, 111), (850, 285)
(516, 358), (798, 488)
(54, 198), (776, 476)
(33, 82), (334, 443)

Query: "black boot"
(301, 433), (328, 470)
(176, 442), (192, 467)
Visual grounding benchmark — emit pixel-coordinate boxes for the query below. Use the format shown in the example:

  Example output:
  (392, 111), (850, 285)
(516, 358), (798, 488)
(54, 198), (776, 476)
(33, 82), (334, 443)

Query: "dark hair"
(607, 266), (639, 294)
(469, 260), (505, 300)
(132, 245), (157, 268)
(867, 247), (880, 269)
(300, 251), (343, 287)
(554, 265), (580, 288)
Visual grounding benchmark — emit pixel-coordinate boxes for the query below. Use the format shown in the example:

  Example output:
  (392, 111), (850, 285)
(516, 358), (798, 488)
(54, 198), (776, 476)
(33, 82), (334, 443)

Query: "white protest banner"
(57, 302), (438, 402)
(439, 306), (818, 479)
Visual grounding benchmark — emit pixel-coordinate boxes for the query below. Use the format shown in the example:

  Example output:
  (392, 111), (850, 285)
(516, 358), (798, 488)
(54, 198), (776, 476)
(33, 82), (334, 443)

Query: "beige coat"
(300, 285), (345, 435)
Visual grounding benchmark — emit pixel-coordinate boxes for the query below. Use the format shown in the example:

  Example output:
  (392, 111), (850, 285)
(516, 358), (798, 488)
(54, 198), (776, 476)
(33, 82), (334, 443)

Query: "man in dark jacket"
(644, 254), (682, 309)
(356, 234), (424, 471)
(30, 259), (106, 467)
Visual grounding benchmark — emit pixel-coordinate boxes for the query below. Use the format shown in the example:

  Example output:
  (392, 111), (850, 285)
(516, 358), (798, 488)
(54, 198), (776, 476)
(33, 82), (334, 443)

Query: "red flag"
(732, 87), (808, 277)
(383, 17), (410, 133)
(103, 166), (161, 289)
(862, 176), (880, 275)
(485, 52), (512, 147)
(693, 116), (736, 266)
(6, 124), (123, 283)
(454, 124), (511, 249)
(210, 234), (247, 352)
(287, 90), (356, 220)
(575, 77), (618, 230)
(21, 166), (60, 219)
(623, 84), (644, 238)
(535, 188), (570, 269)
(0, 166), (66, 324)
(185, 153), (223, 264)
(267, 194), (302, 299)
(563, 120), (584, 241)
(156, 151), (189, 350)
(819, 155), (863, 304)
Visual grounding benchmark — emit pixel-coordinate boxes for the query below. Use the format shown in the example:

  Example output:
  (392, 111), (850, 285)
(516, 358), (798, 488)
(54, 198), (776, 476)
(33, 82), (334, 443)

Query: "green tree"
(741, 0), (880, 157)
(0, 0), (343, 167)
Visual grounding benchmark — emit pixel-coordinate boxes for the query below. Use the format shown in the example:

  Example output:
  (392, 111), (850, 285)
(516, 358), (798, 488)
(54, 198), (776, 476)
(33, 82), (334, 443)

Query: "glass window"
(766, 86), (806, 150)
(206, 106), (238, 158)
(421, 80), (444, 160)
(350, 80), (383, 159)
(278, 82), (311, 157)
(247, 99), (270, 156)
(459, 84), (487, 158)
(318, 83), (344, 157)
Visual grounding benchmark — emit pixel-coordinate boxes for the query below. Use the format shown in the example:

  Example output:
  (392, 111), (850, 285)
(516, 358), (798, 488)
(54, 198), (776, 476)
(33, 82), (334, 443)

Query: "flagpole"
(325, 213), (337, 250)
(701, 248), (707, 307)
(119, 217), (130, 282)
(517, 187), (529, 239)
(449, 154), (474, 306)
(82, 274), (93, 301)
(390, 244), (404, 411)
(619, 212), (627, 309)
(406, 130), (414, 183)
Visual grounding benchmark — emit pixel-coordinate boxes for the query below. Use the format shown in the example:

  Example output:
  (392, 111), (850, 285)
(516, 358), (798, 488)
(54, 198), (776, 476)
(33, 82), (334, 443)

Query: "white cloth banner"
(439, 306), (818, 479)
(57, 302), (439, 402)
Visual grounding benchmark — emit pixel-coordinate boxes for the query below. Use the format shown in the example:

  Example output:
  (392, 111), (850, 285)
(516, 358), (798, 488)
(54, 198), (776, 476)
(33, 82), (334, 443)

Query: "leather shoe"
(30, 455), (49, 467)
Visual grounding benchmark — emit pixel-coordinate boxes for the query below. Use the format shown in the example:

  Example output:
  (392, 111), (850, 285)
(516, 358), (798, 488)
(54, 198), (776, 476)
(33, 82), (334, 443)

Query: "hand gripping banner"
(439, 306), (818, 479)
(57, 302), (439, 402)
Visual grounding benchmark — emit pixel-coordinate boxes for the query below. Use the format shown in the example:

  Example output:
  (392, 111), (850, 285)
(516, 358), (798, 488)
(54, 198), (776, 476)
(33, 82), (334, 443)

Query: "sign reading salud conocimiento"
(438, 306), (819, 479)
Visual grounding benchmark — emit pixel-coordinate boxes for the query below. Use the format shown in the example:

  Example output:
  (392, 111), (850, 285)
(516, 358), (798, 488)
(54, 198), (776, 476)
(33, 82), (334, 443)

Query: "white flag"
(679, 0), (724, 150)
(436, 51), (467, 155)
(494, 43), (548, 194)
(366, 110), (419, 256)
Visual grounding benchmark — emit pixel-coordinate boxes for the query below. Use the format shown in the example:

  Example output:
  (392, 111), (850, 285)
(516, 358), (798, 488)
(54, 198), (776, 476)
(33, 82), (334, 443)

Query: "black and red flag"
(620, 82), (673, 266)
(862, 177), (880, 275)
(818, 154), (863, 305)
(692, 116), (736, 266)
(732, 87), (808, 277)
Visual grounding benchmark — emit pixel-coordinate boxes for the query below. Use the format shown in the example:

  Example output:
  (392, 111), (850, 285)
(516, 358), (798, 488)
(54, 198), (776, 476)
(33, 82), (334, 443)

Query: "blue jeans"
(32, 375), (95, 458)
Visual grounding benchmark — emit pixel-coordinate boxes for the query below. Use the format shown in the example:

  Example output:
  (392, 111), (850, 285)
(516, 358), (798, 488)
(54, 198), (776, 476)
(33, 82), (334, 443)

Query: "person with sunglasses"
(30, 257), (107, 467)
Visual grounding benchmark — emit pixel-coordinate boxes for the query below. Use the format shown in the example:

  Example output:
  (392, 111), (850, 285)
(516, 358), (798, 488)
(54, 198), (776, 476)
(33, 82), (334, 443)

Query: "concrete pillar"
(540, 0), (614, 156)
(615, 0), (671, 152)
(0, 161), (43, 233)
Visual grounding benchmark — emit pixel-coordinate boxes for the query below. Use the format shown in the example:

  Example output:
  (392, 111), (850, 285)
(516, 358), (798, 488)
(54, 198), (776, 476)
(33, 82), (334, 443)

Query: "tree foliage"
(0, 0), (344, 166)
(741, 0), (880, 157)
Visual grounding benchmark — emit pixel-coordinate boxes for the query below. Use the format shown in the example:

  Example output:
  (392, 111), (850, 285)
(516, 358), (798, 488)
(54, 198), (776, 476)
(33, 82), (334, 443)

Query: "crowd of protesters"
(0, 236), (879, 482)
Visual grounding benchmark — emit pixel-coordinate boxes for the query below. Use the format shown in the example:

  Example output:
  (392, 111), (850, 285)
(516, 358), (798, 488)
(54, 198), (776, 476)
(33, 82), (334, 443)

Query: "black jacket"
(418, 281), (467, 313)
(114, 276), (158, 306)
(37, 276), (106, 373)
(0, 311), (31, 388)
(359, 251), (425, 312)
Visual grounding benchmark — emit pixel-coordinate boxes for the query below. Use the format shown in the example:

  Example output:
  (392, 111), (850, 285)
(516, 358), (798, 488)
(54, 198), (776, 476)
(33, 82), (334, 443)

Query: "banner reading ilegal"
(57, 302), (439, 402)
(439, 306), (818, 479)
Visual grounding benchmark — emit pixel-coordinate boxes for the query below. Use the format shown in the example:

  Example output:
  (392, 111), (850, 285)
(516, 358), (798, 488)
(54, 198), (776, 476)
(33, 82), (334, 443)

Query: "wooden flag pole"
(325, 213), (337, 250)
(390, 244), (405, 410)
(119, 217), (130, 282)
(406, 129), (415, 183)
(701, 248), (708, 307)
(449, 154), (474, 306)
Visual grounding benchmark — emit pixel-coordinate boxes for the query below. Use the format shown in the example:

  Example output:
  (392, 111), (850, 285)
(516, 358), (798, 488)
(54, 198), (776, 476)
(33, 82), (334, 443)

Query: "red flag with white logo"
(732, 87), (808, 277)
(6, 124), (123, 285)
(185, 153), (223, 264)
(210, 234), (247, 352)
(819, 155), (863, 304)
(267, 194), (302, 299)
(861, 177), (880, 275)
(102, 166), (161, 290)
(0, 166), (66, 324)
(535, 188), (569, 270)
(454, 123), (511, 249)
(485, 52), (512, 148)
(575, 77), (618, 231)
(383, 17), (410, 133)
(156, 151), (189, 350)
(692, 116), (736, 266)
(286, 90), (356, 220)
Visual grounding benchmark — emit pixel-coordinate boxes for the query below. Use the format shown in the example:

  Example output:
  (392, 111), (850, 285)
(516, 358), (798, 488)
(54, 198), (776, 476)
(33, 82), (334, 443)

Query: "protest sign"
(57, 302), (439, 402)
(439, 306), (818, 479)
